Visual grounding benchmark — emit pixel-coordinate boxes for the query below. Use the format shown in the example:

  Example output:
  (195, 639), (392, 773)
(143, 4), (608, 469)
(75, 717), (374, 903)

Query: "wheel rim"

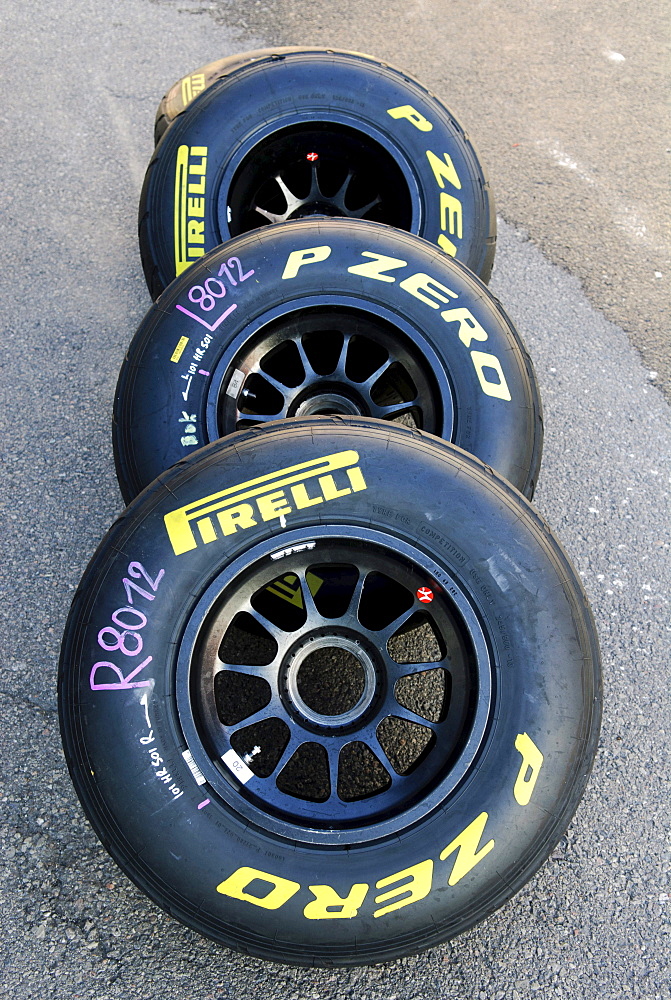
(176, 527), (492, 845)
(209, 305), (450, 436)
(225, 122), (415, 236)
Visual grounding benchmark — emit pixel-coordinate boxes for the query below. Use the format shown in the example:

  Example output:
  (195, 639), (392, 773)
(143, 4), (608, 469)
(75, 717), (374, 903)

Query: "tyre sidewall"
(117, 220), (539, 503)
(142, 52), (494, 294)
(62, 422), (599, 964)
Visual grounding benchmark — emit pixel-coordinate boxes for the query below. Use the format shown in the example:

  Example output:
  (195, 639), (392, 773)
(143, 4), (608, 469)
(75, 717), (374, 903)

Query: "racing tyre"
(115, 218), (541, 504)
(140, 48), (496, 298)
(59, 418), (601, 967)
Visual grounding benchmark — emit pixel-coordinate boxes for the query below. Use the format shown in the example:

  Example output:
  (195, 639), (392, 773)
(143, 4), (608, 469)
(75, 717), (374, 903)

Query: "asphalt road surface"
(1, 2), (669, 998)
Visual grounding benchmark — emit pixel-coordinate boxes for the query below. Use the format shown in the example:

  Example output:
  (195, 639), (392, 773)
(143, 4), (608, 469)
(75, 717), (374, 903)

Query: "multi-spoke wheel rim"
(176, 528), (492, 845)
(225, 121), (415, 236)
(208, 304), (451, 437)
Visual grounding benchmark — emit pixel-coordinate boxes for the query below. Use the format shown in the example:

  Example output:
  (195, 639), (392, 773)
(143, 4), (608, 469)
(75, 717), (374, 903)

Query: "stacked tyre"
(59, 50), (601, 967)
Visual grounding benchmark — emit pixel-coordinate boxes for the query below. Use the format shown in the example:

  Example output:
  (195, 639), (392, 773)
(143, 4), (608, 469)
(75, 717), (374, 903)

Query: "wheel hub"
(283, 634), (379, 730)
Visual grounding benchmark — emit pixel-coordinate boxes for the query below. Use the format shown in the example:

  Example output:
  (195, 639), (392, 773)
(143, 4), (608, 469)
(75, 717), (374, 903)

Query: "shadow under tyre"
(115, 218), (541, 504)
(59, 418), (601, 967)
(139, 49), (496, 299)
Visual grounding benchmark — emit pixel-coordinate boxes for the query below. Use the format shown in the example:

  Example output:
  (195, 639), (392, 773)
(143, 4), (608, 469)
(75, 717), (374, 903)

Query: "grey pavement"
(1, 2), (669, 998)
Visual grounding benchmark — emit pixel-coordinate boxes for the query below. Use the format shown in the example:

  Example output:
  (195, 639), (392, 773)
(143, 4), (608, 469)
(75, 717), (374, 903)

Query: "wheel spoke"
(332, 169), (354, 208)
(275, 175), (305, 215)
(293, 337), (316, 380)
(367, 399), (418, 421)
(273, 729), (310, 777)
(255, 371), (297, 400)
(348, 195), (382, 219)
(308, 164), (322, 200)
(226, 700), (282, 736)
(333, 333), (352, 377)
(358, 356), (394, 389)
(377, 606), (417, 641)
(390, 704), (441, 732)
(254, 204), (288, 225)
(214, 658), (278, 679)
(382, 656), (446, 682)
(245, 606), (291, 646)
(236, 411), (284, 425)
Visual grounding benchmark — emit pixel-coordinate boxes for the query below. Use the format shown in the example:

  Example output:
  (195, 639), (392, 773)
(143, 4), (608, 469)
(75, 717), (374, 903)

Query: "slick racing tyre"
(115, 218), (541, 504)
(139, 48), (496, 299)
(154, 48), (320, 145)
(59, 419), (601, 967)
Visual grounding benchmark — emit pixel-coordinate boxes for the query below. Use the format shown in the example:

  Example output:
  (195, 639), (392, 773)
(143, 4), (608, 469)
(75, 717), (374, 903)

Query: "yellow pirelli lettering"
(174, 144), (189, 276)
(164, 450), (363, 554)
(440, 812), (494, 885)
(170, 336), (189, 363)
(181, 73), (206, 108)
(175, 145), (208, 277)
(216, 866), (300, 910)
(513, 733), (544, 806)
(373, 860), (433, 918)
(304, 883), (369, 920)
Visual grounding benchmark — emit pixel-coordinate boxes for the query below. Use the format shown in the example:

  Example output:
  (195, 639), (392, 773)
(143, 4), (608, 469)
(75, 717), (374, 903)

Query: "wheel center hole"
(296, 648), (365, 716)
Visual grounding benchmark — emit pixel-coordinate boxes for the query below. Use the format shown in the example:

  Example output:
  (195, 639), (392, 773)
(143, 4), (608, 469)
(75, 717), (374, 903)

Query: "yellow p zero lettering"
(437, 233), (457, 257)
(165, 450), (362, 554)
(282, 245), (332, 279)
(440, 307), (489, 348)
(387, 105), (433, 132)
(426, 150), (462, 190)
(440, 192), (463, 240)
(216, 866), (300, 910)
(470, 351), (512, 401)
(399, 272), (458, 308)
(304, 883), (369, 920)
(347, 252), (408, 282)
(373, 859), (433, 918)
(440, 812), (494, 885)
(513, 733), (544, 806)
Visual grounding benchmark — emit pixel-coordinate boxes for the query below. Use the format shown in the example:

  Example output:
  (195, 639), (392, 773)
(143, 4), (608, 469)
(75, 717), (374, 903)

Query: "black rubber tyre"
(115, 218), (541, 504)
(60, 418), (601, 968)
(140, 49), (496, 299)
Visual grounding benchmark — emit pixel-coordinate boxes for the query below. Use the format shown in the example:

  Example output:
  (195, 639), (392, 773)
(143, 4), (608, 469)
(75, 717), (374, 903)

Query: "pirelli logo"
(180, 73), (206, 108)
(174, 144), (208, 277)
(164, 450), (367, 555)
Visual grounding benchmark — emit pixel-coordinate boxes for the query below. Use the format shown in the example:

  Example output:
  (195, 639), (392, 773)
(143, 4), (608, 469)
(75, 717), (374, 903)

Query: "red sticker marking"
(416, 587), (434, 603)
(306, 152), (319, 162)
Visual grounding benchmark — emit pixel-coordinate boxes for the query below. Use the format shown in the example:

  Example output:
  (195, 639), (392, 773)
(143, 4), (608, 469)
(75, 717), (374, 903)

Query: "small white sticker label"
(182, 748), (207, 786)
(222, 748), (255, 784)
(226, 368), (245, 398)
